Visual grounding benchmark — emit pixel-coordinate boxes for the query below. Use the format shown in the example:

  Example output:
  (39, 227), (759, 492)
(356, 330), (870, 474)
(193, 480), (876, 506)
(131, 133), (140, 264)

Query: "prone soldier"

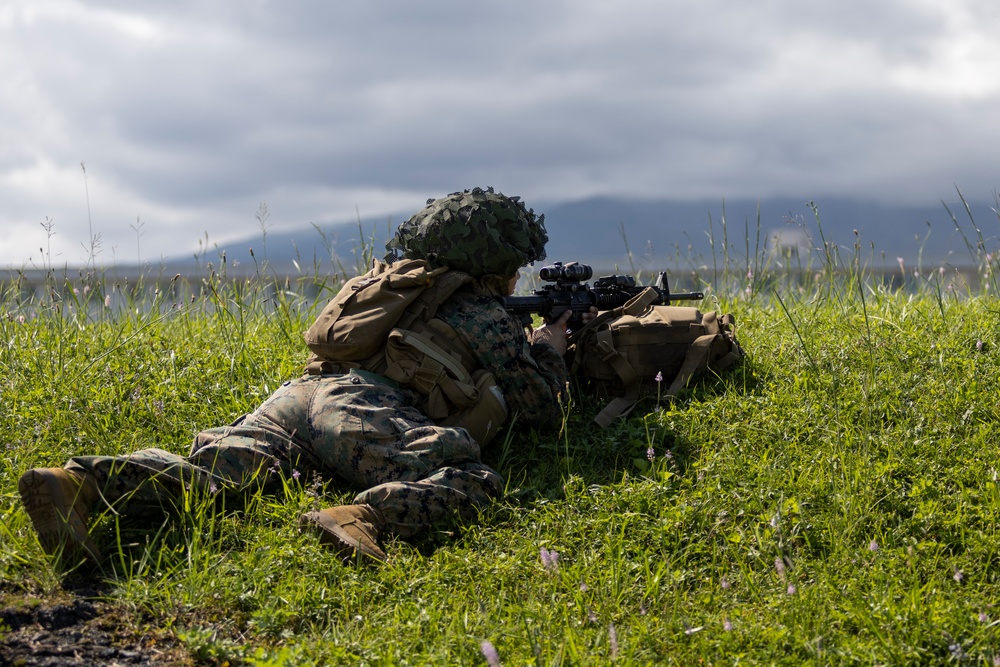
(18, 187), (576, 567)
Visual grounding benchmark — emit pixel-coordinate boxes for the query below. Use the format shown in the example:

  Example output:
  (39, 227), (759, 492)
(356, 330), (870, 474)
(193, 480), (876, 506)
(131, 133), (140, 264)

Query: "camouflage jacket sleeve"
(435, 292), (569, 426)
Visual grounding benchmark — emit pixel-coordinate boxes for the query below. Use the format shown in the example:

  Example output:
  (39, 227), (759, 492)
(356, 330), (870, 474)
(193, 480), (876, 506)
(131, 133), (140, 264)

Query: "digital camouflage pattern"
(434, 290), (568, 424)
(384, 187), (548, 277)
(67, 372), (501, 538)
(63, 288), (569, 540)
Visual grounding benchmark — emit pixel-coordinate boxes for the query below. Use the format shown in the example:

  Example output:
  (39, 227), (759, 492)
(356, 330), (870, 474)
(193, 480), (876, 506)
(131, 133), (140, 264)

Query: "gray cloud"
(2, 0), (998, 266)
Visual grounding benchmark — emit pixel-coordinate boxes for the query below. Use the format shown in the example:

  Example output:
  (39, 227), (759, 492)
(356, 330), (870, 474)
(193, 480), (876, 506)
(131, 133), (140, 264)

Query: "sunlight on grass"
(2, 196), (1000, 664)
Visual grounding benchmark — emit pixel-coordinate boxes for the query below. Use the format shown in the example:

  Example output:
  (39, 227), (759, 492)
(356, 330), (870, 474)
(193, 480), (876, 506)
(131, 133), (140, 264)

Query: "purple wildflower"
(654, 371), (663, 383)
(979, 612), (989, 623)
(787, 584), (797, 595)
(540, 547), (559, 574)
(868, 540), (879, 552)
(292, 469), (301, 481)
(646, 447), (655, 462)
(774, 557), (786, 579)
(480, 640), (501, 667)
(209, 482), (219, 495)
(723, 617), (733, 631)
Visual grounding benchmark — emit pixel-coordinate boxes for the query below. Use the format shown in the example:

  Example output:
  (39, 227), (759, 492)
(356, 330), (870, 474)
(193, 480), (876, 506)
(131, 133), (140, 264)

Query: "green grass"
(3, 204), (1000, 665)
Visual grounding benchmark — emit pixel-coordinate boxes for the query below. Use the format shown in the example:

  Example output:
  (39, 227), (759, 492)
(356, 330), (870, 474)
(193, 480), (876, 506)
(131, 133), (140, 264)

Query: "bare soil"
(0, 586), (193, 667)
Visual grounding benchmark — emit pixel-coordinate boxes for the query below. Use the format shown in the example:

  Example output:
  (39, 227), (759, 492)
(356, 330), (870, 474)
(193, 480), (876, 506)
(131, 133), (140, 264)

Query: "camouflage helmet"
(384, 187), (548, 276)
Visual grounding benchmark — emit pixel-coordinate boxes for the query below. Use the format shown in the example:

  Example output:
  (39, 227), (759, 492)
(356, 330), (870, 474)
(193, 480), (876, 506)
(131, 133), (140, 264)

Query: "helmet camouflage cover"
(384, 187), (548, 277)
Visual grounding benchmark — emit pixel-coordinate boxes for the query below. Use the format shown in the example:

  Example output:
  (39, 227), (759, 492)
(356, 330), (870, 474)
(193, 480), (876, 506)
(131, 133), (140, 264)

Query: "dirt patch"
(0, 589), (193, 667)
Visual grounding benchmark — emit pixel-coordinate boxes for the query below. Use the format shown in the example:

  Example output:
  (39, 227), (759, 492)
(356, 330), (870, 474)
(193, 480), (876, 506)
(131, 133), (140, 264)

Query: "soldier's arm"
(437, 295), (569, 426)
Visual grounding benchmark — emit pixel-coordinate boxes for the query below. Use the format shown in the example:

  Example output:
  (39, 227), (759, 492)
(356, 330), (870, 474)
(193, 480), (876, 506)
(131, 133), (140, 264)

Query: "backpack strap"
(569, 287), (659, 370)
(662, 333), (716, 398)
(587, 288), (664, 427)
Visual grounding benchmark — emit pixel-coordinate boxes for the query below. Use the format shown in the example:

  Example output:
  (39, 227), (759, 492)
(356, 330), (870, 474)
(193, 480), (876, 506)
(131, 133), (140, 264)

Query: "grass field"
(2, 205), (1000, 665)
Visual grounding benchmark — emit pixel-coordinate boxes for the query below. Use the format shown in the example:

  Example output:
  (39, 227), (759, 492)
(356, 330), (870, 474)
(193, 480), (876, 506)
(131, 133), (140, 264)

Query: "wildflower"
(774, 557), (786, 579)
(950, 643), (965, 660)
(720, 577), (730, 590)
(977, 339), (984, 352)
(868, 540), (879, 552)
(209, 482), (219, 495)
(292, 469), (301, 481)
(723, 617), (733, 631)
(480, 640), (501, 667)
(579, 582), (588, 592)
(787, 584), (797, 595)
(654, 371), (663, 383)
(979, 612), (989, 623)
(540, 547), (559, 574)
(646, 446), (655, 462)
(609, 623), (619, 660)
(954, 568), (964, 583)
(104, 294), (111, 308)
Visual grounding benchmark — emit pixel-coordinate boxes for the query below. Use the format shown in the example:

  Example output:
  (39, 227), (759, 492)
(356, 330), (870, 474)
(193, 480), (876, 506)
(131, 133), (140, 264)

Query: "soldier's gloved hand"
(530, 309), (573, 356)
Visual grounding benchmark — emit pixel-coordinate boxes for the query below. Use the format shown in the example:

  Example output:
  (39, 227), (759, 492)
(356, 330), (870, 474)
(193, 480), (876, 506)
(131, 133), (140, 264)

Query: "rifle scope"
(538, 262), (593, 283)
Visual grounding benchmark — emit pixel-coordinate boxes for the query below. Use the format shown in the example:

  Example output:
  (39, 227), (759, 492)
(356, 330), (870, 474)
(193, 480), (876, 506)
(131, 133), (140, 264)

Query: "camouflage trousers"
(65, 370), (504, 539)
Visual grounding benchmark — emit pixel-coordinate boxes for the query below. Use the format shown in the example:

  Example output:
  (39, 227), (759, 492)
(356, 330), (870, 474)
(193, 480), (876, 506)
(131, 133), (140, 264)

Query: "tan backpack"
(570, 288), (744, 427)
(303, 259), (508, 445)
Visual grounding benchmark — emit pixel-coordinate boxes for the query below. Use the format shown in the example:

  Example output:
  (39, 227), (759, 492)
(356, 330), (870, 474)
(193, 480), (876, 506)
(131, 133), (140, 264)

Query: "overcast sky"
(2, 0), (998, 267)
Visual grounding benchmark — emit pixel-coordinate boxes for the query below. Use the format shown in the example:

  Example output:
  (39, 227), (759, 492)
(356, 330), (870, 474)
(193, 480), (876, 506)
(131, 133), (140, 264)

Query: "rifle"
(502, 261), (704, 332)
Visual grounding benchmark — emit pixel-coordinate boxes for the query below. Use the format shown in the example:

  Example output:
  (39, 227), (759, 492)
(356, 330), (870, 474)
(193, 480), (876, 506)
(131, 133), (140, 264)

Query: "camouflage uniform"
(65, 200), (567, 540)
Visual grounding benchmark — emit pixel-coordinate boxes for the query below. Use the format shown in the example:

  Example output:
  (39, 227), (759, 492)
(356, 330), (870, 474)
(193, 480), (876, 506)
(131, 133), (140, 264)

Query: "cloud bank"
(2, 0), (998, 266)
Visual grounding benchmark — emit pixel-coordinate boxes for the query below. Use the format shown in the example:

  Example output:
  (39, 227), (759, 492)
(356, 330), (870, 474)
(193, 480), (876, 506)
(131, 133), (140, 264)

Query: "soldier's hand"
(530, 309), (572, 356)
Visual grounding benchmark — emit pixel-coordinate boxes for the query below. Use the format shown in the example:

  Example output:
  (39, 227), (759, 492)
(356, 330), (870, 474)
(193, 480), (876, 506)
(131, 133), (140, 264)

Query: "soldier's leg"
(355, 458), (504, 539)
(20, 377), (317, 564)
(64, 377), (319, 513)
(298, 372), (505, 541)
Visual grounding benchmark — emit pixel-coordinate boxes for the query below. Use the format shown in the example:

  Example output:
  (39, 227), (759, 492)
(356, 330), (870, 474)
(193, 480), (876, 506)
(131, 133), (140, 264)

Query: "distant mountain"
(174, 196), (999, 276)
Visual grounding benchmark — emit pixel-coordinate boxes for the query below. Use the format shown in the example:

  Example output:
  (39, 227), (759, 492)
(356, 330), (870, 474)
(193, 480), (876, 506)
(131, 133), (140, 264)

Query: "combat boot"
(18, 467), (101, 565)
(299, 503), (388, 563)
